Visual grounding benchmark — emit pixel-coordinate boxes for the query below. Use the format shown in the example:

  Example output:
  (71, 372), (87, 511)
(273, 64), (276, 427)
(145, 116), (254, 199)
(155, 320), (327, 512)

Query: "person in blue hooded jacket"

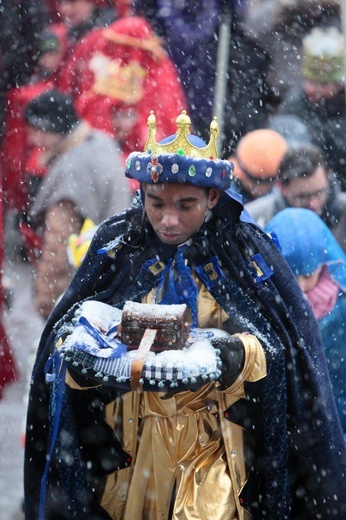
(265, 207), (346, 437)
(24, 111), (346, 520)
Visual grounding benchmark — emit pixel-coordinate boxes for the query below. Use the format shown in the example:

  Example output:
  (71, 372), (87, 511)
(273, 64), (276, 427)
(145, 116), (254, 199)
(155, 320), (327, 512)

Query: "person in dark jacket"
(137, 0), (269, 151)
(277, 25), (346, 190)
(24, 110), (346, 519)
(245, 0), (341, 112)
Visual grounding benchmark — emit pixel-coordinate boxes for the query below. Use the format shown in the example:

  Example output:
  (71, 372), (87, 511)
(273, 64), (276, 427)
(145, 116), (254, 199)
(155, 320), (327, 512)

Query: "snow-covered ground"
(0, 221), (45, 520)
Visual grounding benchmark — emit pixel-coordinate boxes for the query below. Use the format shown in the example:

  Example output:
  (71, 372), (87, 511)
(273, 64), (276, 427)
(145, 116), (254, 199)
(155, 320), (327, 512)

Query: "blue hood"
(265, 207), (346, 289)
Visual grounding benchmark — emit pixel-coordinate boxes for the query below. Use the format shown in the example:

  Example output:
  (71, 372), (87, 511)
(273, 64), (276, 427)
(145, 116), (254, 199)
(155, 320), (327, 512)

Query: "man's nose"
(307, 196), (322, 213)
(161, 209), (179, 227)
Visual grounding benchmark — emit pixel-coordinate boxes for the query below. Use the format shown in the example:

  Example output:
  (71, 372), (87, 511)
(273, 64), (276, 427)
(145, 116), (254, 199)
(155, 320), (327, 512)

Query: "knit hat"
(231, 129), (287, 183)
(125, 111), (233, 190)
(25, 90), (79, 134)
(301, 26), (345, 83)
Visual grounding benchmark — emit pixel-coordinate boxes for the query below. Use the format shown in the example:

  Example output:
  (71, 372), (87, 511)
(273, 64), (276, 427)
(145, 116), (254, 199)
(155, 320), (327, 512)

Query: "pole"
(213, 1), (232, 153)
(341, 0), (346, 104)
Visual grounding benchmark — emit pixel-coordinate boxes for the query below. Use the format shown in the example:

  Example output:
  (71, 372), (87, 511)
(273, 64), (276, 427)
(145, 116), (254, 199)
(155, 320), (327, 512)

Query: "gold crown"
(144, 110), (219, 159)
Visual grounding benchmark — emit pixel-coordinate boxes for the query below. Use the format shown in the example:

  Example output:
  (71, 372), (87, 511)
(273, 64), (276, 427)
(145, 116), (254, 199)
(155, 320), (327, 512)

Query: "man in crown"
(25, 111), (346, 519)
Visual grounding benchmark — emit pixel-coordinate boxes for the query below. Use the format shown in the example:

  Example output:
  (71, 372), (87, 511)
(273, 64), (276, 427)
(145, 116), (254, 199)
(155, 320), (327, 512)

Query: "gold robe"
(100, 333), (266, 520)
(66, 281), (266, 519)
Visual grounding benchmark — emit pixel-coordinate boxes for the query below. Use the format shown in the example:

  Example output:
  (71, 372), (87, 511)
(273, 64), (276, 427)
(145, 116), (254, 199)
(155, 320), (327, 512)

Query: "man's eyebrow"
(146, 192), (199, 202)
(145, 192), (162, 201)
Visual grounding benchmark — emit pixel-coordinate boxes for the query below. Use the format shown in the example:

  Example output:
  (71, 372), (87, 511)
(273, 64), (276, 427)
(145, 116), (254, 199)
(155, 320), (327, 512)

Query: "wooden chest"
(120, 301), (190, 352)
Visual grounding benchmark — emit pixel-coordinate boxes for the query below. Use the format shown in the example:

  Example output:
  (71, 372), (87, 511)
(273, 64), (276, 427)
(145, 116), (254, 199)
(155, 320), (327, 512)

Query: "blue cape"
(24, 195), (346, 519)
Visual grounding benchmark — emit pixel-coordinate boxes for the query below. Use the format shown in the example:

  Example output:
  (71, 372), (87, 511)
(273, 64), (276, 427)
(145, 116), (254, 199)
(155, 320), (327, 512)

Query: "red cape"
(59, 16), (188, 153)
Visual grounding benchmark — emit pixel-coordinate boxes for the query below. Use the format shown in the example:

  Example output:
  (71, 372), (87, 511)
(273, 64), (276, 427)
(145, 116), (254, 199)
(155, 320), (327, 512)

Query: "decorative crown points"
(144, 110), (219, 159)
(176, 110), (191, 130)
(125, 110), (233, 189)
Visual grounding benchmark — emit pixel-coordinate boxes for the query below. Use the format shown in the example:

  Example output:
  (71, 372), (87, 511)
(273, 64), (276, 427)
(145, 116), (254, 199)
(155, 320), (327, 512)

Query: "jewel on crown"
(144, 110), (220, 159)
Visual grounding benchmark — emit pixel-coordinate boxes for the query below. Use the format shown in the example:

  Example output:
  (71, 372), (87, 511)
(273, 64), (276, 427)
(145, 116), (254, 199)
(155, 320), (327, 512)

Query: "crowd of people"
(0, 1), (346, 519)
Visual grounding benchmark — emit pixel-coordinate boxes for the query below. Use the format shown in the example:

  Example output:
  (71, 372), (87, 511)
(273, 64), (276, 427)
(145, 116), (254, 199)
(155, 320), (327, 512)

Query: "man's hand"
(211, 336), (245, 389)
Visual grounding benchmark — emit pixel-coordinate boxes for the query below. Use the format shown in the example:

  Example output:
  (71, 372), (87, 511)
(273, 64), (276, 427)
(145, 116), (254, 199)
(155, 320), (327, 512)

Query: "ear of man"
(207, 188), (221, 209)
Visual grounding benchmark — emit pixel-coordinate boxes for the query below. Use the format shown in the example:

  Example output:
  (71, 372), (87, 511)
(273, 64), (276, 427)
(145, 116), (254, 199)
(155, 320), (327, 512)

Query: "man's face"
(280, 166), (329, 215)
(143, 183), (221, 245)
(26, 127), (63, 151)
(297, 267), (322, 293)
(39, 50), (64, 76)
(111, 107), (139, 146)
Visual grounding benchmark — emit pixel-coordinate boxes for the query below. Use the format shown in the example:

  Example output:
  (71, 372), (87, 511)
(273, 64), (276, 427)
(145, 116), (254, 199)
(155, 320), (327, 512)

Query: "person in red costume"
(59, 16), (187, 154)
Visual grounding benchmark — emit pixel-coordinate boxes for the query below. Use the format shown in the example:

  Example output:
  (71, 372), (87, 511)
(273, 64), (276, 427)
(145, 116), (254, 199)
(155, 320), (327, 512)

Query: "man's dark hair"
(278, 143), (328, 186)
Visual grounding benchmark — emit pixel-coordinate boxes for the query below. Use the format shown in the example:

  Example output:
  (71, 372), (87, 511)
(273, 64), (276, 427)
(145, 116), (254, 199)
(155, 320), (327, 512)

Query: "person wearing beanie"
(23, 89), (131, 319)
(244, 0), (341, 111)
(277, 25), (346, 190)
(301, 26), (345, 86)
(25, 88), (79, 135)
(24, 110), (346, 519)
(229, 128), (288, 203)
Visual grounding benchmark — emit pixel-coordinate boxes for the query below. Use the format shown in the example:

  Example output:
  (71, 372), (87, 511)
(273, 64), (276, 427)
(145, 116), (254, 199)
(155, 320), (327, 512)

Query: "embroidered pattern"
(146, 155), (163, 182)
